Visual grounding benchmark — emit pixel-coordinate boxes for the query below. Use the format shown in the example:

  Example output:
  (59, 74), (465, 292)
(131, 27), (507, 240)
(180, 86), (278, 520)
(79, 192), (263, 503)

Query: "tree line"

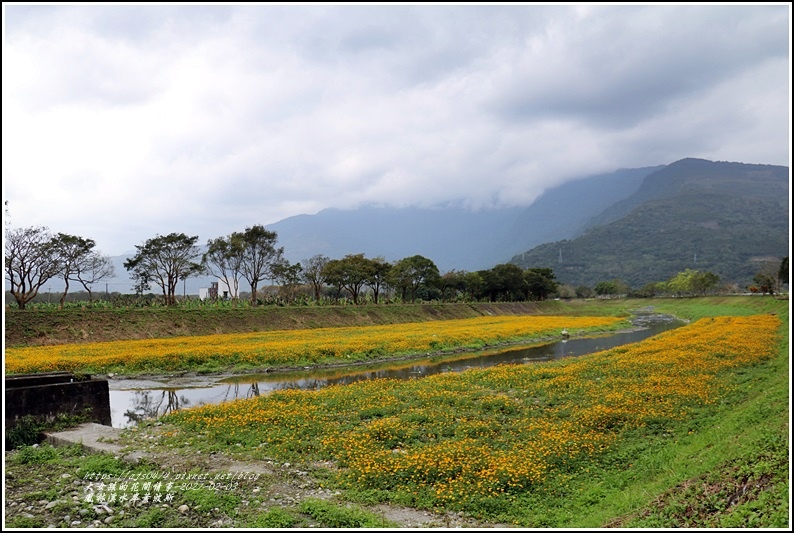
(4, 224), (559, 309)
(5, 226), (115, 309)
(5, 222), (787, 310)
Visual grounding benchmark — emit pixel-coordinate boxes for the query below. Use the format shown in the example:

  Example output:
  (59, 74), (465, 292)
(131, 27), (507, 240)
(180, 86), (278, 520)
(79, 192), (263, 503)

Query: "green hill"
(511, 158), (789, 288)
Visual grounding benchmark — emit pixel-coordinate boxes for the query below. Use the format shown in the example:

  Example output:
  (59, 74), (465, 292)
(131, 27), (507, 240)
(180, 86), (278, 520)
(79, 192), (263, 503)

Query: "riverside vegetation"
(3, 297), (790, 528)
(4, 315), (623, 375)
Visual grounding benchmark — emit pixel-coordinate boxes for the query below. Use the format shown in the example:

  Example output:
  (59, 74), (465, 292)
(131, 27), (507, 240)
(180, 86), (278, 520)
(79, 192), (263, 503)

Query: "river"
(108, 313), (684, 428)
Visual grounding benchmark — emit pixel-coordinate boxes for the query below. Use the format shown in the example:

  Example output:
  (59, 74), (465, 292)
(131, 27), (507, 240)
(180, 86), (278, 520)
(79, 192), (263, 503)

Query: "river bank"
(4, 301), (600, 348)
(102, 311), (678, 388)
(107, 313), (684, 428)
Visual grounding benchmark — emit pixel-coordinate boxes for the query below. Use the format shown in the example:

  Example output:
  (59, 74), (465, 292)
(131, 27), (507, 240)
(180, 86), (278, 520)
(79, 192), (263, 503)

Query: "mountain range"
(92, 157), (789, 295)
(510, 158), (789, 288)
(267, 165), (664, 272)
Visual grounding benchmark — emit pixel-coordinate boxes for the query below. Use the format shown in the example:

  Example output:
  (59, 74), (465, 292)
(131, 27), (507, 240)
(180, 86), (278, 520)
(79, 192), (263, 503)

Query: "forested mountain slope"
(510, 158), (789, 288)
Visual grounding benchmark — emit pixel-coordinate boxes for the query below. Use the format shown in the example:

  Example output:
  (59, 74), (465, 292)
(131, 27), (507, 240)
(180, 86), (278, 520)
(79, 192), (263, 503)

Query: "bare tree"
(4, 226), (62, 309)
(50, 233), (114, 307)
(753, 259), (784, 295)
(203, 234), (245, 301)
(75, 252), (115, 303)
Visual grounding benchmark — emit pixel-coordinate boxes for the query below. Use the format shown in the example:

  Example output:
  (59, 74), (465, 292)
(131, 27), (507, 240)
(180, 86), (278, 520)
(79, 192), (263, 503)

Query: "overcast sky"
(3, 3), (791, 257)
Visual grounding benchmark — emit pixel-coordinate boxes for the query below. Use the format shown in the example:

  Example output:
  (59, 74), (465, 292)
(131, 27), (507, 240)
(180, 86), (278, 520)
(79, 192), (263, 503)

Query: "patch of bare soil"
(85, 422), (511, 528)
(6, 429), (512, 529)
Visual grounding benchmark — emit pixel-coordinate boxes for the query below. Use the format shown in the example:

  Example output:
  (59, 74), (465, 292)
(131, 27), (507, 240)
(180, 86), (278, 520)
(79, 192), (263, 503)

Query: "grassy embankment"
(4, 314), (624, 376)
(4, 296), (790, 528)
(5, 300), (629, 376)
(4, 302), (557, 348)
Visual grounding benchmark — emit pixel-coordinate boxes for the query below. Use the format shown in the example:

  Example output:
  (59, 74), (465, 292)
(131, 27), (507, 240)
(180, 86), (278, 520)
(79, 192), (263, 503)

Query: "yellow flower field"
(4, 315), (622, 375)
(166, 314), (780, 508)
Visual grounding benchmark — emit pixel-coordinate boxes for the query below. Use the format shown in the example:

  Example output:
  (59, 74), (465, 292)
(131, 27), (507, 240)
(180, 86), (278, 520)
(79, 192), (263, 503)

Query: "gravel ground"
(4, 435), (510, 529)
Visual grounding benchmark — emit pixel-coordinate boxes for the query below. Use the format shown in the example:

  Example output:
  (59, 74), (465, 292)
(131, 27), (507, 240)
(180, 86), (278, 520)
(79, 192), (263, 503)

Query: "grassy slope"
(4, 302), (551, 347)
(572, 296), (790, 528)
(4, 297), (783, 348)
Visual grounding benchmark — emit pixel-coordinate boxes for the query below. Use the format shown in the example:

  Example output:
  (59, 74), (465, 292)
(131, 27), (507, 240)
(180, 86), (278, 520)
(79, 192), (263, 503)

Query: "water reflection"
(109, 315), (684, 428)
(123, 390), (190, 425)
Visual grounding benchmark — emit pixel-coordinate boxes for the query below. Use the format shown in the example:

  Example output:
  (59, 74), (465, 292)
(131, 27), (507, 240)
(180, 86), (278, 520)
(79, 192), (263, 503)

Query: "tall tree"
(365, 256), (391, 304)
(440, 270), (467, 302)
(524, 267), (558, 301)
(322, 259), (346, 303)
(300, 254), (330, 302)
(322, 254), (372, 304)
(479, 263), (525, 302)
(203, 233), (245, 301)
(388, 255), (440, 303)
(4, 226), (62, 309)
(50, 233), (114, 308)
(124, 233), (203, 306)
(272, 258), (303, 303)
(594, 280), (619, 298)
(664, 269), (719, 296)
(461, 271), (485, 301)
(690, 271), (720, 295)
(236, 225), (284, 306)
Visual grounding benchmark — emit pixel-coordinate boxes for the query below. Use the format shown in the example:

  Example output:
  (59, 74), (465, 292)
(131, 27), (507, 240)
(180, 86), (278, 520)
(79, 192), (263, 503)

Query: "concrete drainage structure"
(5, 371), (112, 431)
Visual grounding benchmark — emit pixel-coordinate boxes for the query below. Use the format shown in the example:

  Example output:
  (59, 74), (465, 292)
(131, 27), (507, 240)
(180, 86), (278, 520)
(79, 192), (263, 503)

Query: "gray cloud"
(3, 4), (789, 256)
(489, 5), (790, 129)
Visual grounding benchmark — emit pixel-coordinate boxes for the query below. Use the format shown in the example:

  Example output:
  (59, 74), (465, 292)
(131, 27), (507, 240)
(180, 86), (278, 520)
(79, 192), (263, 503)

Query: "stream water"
(108, 314), (684, 428)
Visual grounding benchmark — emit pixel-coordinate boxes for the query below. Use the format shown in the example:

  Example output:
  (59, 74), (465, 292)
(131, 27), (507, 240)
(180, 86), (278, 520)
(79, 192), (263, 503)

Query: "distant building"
(199, 279), (239, 300)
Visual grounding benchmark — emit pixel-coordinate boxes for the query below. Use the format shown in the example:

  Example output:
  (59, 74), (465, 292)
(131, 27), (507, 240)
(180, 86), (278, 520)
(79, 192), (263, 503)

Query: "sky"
(2, 3), (791, 258)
